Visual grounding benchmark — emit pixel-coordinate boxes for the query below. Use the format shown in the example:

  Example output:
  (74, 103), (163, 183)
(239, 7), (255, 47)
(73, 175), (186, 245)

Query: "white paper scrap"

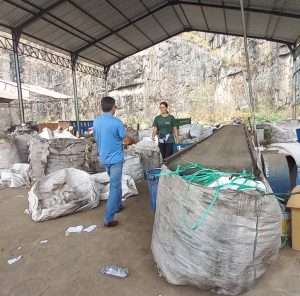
(83, 225), (97, 233)
(65, 225), (84, 236)
(8, 255), (22, 265)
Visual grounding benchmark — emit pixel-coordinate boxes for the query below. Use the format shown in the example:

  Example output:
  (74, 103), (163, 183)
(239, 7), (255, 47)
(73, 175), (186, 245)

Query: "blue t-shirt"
(93, 113), (126, 165)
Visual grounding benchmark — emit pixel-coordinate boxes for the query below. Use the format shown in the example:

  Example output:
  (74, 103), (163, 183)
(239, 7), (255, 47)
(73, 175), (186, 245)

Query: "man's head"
(101, 96), (116, 114)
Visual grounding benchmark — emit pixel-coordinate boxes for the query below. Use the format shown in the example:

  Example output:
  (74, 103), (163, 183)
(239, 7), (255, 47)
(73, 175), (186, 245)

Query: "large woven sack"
(28, 168), (99, 222)
(129, 139), (161, 171)
(0, 137), (21, 169)
(123, 152), (144, 181)
(152, 166), (281, 295)
(92, 172), (138, 201)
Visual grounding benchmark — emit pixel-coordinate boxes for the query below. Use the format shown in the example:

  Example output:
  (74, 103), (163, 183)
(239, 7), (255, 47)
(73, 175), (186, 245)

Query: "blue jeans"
(104, 162), (123, 224)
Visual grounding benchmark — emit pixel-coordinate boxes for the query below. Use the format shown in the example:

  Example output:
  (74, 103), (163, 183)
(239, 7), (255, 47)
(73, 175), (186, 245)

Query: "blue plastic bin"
(296, 128), (300, 143)
(146, 168), (161, 210)
(71, 120), (93, 135)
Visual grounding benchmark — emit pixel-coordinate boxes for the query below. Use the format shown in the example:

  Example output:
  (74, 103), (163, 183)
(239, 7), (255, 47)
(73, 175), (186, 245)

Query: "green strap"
(191, 177), (259, 230)
(154, 163), (263, 231)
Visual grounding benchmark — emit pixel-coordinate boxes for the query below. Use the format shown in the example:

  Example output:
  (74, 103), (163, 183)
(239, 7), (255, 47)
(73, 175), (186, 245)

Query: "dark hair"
(160, 101), (168, 108)
(101, 96), (115, 112)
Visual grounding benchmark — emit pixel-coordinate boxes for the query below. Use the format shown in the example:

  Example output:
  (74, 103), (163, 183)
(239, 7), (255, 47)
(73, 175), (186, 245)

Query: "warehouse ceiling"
(1, 0), (300, 68)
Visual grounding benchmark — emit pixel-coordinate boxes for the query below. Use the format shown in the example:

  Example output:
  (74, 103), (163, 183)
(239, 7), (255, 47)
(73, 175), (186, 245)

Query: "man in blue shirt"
(93, 96), (126, 227)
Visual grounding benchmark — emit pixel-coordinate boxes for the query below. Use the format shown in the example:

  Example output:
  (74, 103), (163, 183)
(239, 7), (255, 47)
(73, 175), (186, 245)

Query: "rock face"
(0, 32), (293, 130)
(107, 33), (293, 127)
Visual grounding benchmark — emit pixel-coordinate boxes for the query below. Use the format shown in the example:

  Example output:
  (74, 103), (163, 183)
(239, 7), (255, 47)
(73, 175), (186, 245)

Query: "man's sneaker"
(104, 220), (119, 227)
(116, 205), (125, 213)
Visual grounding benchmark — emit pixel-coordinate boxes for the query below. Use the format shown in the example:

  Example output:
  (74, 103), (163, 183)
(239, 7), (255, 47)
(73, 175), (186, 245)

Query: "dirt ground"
(1, 183), (300, 296)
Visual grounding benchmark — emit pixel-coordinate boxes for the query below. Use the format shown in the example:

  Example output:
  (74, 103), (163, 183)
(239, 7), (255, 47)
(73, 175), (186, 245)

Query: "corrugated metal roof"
(0, 0), (300, 68)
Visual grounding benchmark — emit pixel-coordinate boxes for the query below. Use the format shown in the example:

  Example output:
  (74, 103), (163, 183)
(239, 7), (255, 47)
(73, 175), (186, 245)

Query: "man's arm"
(118, 121), (127, 140)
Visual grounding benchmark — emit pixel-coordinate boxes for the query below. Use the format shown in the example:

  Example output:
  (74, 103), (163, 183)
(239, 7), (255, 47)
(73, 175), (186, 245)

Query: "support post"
(239, 0), (256, 130)
(71, 54), (80, 136)
(12, 31), (25, 124)
(291, 45), (300, 120)
(103, 66), (110, 96)
(292, 51), (297, 119)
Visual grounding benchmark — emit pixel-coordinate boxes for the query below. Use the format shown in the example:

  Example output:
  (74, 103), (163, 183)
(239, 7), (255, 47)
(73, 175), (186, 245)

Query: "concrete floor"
(1, 183), (300, 296)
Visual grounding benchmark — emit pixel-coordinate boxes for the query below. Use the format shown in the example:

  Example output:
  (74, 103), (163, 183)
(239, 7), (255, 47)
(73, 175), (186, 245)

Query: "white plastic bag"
(123, 152), (144, 181)
(0, 138), (21, 169)
(0, 163), (30, 187)
(92, 172), (138, 201)
(179, 124), (191, 139)
(28, 168), (99, 222)
(190, 124), (213, 140)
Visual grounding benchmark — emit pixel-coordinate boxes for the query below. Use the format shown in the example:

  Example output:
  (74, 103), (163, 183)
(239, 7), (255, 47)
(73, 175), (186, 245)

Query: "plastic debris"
(100, 264), (129, 278)
(83, 225), (97, 233)
(17, 246), (22, 250)
(8, 255), (22, 265)
(40, 240), (48, 244)
(65, 225), (84, 236)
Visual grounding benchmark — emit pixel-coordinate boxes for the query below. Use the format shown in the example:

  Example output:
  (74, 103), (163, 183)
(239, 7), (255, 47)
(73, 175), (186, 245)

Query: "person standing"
(93, 96), (126, 227)
(152, 101), (178, 159)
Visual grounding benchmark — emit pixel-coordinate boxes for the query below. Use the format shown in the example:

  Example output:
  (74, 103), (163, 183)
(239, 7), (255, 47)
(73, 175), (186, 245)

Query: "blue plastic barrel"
(71, 120), (93, 135)
(296, 128), (300, 143)
(262, 152), (293, 199)
(145, 168), (161, 210)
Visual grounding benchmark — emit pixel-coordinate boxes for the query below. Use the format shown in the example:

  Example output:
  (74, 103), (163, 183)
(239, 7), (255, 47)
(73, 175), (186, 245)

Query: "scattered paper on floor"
(8, 255), (22, 265)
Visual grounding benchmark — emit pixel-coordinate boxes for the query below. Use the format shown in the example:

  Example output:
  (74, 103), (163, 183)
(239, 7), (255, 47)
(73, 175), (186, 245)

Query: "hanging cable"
(239, 0), (256, 131)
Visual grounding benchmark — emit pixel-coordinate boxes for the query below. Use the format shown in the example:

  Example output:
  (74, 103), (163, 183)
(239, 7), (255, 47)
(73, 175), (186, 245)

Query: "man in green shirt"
(152, 101), (178, 159)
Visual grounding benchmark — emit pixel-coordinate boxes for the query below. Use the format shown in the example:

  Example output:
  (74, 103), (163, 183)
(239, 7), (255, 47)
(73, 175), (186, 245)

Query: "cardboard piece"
(287, 186), (300, 251)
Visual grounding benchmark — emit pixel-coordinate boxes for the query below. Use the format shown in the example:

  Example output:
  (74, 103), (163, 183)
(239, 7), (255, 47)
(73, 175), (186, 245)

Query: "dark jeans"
(159, 143), (173, 159)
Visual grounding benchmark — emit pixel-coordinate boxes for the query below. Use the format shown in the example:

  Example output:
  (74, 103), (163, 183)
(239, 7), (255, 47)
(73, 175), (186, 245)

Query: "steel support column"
(71, 54), (80, 136)
(12, 31), (25, 124)
(291, 45), (300, 120)
(292, 51), (297, 119)
(104, 66), (110, 96)
(239, 0), (256, 129)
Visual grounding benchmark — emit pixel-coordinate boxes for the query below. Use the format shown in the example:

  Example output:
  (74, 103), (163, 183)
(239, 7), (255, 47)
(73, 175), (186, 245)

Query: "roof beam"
(19, 0), (124, 58)
(180, 0), (300, 20)
(167, 1), (186, 29)
(3, 0), (92, 43)
(67, 0), (140, 51)
(16, 0), (66, 30)
(270, 0), (288, 39)
(74, 1), (170, 54)
(221, 0), (228, 34)
(104, 0), (154, 44)
(5, 0), (123, 59)
(140, 0), (170, 37)
(198, 0), (210, 31)
(264, 0), (280, 38)
(21, 31), (106, 67)
(178, 3), (192, 29)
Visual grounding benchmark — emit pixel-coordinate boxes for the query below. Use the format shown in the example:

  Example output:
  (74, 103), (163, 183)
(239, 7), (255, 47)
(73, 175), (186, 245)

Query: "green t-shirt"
(153, 115), (176, 143)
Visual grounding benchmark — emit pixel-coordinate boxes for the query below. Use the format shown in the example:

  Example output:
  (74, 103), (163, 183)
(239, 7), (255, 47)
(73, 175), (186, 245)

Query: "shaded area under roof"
(1, 0), (300, 68)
